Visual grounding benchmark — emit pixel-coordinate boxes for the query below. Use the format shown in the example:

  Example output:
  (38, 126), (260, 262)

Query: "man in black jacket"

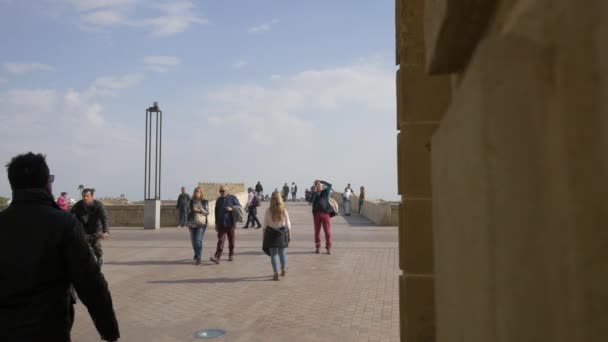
(0, 152), (119, 342)
(255, 181), (263, 199)
(176, 186), (190, 227)
(71, 188), (110, 267)
(210, 185), (242, 263)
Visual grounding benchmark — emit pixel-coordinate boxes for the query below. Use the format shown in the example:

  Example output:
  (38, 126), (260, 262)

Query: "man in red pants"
(310, 180), (333, 254)
(210, 185), (242, 263)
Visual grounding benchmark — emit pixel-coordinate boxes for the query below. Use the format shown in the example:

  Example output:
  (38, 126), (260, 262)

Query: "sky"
(0, 0), (398, 201)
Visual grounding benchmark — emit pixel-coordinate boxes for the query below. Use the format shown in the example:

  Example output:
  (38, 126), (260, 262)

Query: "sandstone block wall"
(197, 182), (245, 199)
(396, 0), (608, 341)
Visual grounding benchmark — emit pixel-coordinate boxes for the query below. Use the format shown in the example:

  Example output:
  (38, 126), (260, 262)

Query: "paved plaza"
(72, 202), (400, 342)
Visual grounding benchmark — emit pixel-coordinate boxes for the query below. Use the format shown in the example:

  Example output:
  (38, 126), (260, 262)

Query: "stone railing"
(0, 192), (248, 228)
(330, 192), (399, 226)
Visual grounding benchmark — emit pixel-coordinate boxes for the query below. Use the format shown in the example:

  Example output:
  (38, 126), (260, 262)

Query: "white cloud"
(64, 0), (206, 37)
(4, 62), (54, 74)
(86, 72), (144, 96)
(233, 59), (248, 69)
(143, 55), (181, 72)
(0, 71), (144, 200)
(81, 9), (124, 25)
(67, 0), (137, 11)
(202, 60), (394, 145)
(248, 18), (279, 34)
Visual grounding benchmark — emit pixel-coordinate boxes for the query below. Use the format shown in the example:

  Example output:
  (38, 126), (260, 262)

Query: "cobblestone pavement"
(72, 202), (400, 342)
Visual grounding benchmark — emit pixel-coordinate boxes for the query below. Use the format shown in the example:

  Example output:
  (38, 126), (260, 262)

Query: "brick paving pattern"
(72, 202), (400, 342)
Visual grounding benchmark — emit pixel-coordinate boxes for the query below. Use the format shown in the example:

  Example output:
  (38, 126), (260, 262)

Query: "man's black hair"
(82, 188), (95, 196)
(6, 152), (50, 190)
(61, 192), (67, 196)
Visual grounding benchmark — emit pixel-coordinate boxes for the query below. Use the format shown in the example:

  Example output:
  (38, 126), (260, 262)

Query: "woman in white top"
(262, 191), (292, 281)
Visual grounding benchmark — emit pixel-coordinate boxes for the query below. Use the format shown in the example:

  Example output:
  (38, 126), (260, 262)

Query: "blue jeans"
(178, 208), (188, 226)
(189, 226), (207, 259)
(269, 247), (287, 273)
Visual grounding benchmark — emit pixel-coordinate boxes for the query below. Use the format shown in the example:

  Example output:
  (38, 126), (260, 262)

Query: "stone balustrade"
(330, 192), (399, 226)
(0, 192), (248, 227)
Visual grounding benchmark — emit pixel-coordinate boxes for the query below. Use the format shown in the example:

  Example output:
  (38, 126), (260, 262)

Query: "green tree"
(0, 196), (8, 206)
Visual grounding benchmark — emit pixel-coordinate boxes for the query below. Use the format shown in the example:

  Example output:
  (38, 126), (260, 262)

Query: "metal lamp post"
(144, 102), (163, 229)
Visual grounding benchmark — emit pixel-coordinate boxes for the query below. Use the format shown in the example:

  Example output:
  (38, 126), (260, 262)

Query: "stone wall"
(197, 183), (245, 198)
(396, 0), (608, 341)
(0, 192), (248, 227)
(330, 192), (399, 226)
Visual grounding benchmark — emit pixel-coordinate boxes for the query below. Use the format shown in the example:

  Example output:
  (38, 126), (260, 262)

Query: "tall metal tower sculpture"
(144, 102), (163, 229)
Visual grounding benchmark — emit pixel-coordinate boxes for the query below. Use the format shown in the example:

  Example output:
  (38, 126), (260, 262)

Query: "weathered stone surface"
(396, 0), (425, 66)
(398, 123), (437, 197)
(424, 0), (497, 74)
(430, 1), (608, 341)
(397, 63), (450, 128)
(403, 199), (433, 274)
(401, 275), (435, 342)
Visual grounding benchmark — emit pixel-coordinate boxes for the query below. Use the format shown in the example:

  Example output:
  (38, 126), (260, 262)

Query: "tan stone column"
(427, 1), (608, 341)
(395, 0), (451, 340)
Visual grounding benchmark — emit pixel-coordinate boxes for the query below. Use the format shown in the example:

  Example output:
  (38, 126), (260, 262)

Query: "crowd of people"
(0, 152), (368, 341)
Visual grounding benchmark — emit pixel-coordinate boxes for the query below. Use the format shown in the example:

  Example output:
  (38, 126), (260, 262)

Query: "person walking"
(187, 186), (209, 265)
(291, 182), (298, 201)
(282, 183), (290, 201)
(309, 180), (333, 254)
(71, 188), (111, 267)
(255, 181), (264, 199)
(243, 188), (262, 229)
(262, 191), (291, 281)
(210, 185), (242, 263)
(176, 187), (190, 227)
(0, 152), (119, 342)
(56, 191), (69, 211)
(359, 186), (366, 214)
(342, 184), (354, 216)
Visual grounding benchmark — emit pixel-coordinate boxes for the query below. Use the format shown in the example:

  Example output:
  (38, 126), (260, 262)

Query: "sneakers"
(194, 257), (201, 265)
(281, 269), (286, 276)
(209, 257), (219, 264)
(228, 255), (233, 261)
(273, 273), (279, 281)
(255, 225), (262, 229)
(315, 248), (320, 254)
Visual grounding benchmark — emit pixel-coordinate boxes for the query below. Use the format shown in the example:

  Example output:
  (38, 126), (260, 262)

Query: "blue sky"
(0, 0), (397, 201)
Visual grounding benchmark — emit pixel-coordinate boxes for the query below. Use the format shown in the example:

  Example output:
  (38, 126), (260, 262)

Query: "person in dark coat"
(255, 181), (264, 199)
(71, 188), (110, 267)
(176, 186), (190, 227)
(0, 152), (119, 342)
(282, 183), (290, 201)
(210, 185), (242, 264)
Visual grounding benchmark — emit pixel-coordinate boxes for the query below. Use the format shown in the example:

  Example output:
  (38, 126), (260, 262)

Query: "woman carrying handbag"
(187, 186), (209, 265)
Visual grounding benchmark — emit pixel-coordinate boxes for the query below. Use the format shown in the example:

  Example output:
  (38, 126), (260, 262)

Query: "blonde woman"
(262, 192), (292, 281)
(187, 186), (209, 265)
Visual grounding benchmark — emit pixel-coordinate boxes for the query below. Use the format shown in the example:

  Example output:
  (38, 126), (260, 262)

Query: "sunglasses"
(219, 190), (225, 193)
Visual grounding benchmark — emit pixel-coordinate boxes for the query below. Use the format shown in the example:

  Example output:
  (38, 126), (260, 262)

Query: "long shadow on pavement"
(148, 276), (270, 284)
(105, 259), (191, 266)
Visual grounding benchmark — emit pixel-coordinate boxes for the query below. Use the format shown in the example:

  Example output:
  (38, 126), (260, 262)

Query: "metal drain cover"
(194, 329), (226, 339)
